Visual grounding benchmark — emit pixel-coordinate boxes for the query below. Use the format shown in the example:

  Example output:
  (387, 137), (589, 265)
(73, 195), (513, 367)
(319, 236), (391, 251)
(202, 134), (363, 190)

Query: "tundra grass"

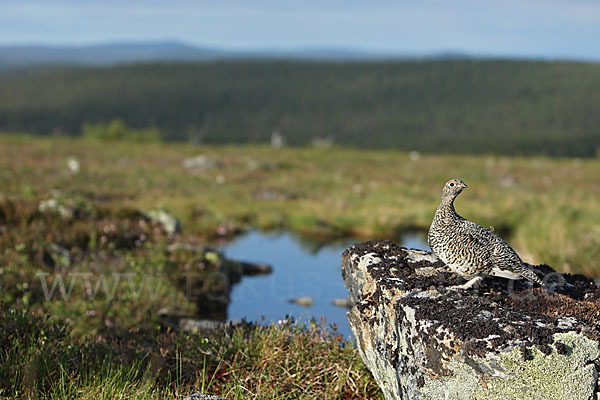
(0, 134), (598, 399)
(0, 307), (381, 399)
(1, 134), (597, 274)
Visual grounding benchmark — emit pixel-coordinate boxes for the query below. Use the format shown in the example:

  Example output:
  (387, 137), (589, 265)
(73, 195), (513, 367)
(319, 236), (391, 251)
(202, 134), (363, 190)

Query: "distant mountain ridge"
(0, 41), (471, 66)
(0, 41), (228, 66)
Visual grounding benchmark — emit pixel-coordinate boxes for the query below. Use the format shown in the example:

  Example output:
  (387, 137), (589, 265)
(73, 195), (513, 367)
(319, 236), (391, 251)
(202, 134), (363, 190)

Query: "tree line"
(0, 59), (599, 156)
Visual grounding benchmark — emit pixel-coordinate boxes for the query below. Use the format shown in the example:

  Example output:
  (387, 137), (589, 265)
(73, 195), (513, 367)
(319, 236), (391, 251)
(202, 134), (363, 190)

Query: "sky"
(1, 0), (599, 60)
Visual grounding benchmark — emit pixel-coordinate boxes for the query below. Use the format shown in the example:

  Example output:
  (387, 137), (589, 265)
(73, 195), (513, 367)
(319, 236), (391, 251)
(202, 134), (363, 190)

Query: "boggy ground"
(1, 135), (597, 274)
(0, 134), (598, 398)
(0, 194), (381, 399)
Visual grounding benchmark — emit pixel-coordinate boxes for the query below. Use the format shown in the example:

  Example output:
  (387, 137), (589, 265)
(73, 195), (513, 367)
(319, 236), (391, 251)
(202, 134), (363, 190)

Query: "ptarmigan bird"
(428, 179), (544, 289)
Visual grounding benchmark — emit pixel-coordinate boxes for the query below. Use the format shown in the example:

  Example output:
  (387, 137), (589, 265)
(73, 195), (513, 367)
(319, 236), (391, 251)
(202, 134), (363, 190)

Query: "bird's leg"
(450, 276), (483, 290)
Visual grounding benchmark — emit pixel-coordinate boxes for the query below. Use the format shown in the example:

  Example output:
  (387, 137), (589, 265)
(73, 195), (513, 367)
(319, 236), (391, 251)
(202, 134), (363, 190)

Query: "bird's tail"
(519, 263), (545, 287)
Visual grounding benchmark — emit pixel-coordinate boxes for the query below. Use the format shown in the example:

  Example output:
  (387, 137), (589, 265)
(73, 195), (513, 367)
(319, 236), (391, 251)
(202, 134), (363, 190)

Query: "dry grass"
(0, 307), (381, 399)
(184, 319), (382, 399)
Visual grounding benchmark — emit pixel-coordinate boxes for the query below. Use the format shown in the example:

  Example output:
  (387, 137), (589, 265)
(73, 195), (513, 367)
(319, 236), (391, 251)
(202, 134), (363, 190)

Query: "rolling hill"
(0, 59), (598, 156)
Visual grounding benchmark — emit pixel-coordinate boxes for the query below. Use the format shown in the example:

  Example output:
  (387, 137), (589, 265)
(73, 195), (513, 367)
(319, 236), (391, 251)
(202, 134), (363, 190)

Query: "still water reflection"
(220, 231), (429, 338)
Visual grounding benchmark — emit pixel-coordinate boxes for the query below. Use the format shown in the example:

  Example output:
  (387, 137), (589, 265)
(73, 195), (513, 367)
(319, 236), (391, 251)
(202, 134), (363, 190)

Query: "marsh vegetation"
(0, 134), (597, 398)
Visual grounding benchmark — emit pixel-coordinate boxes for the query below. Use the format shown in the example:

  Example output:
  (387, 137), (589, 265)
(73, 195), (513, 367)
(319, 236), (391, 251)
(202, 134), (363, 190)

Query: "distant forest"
(0, 60), (599, 156)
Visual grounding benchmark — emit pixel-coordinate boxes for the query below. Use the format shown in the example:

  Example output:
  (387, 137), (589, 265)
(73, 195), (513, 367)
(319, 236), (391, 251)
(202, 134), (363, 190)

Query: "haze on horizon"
(1, 0), (599, 61)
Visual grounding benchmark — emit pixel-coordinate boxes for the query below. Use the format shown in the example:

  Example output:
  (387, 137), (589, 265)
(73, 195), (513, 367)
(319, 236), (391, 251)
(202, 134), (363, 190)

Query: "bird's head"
(442, 178), (467, 201)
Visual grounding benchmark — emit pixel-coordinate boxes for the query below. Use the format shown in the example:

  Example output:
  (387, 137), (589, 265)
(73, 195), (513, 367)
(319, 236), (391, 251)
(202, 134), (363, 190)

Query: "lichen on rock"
(342, 240), (600, 400)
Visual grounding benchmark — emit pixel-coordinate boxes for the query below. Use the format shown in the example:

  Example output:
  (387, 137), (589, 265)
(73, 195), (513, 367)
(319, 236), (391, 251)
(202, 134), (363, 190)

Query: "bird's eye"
(449, 182), (455, 187)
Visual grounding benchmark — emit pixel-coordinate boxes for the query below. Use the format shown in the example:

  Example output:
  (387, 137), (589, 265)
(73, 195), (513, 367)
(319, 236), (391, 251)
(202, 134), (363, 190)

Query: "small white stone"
(67, 157), (80, 173)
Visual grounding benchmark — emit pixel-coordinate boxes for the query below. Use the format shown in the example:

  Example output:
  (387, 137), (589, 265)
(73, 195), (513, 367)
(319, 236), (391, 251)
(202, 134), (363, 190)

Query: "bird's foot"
(449, 276), (484, 290)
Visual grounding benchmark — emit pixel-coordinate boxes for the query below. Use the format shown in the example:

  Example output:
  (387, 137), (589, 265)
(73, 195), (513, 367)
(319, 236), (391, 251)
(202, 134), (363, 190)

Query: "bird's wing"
(457, 219), (497, 268)
(491, 234), (523, 266)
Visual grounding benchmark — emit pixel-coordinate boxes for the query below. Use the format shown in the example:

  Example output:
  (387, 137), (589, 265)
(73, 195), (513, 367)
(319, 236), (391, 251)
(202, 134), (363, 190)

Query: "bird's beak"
(461, 182), (468, 189)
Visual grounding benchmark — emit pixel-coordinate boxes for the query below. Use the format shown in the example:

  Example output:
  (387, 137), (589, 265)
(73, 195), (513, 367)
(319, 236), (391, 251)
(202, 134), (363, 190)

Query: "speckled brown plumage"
(428, 179), (544, 288)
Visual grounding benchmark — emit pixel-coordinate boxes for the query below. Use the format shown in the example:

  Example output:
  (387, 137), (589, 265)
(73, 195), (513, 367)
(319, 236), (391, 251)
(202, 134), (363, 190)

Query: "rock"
(311, 136), (334, 148)
(271, 131), (285, 148)
(408, 150), (421, 161)
(342, 240), (600, 400)
(182, 154), (217, 170)
(183, 393), (229, 400)
(205, 250), (272, 283)
(238, 260), (272, 275)
(179, 318), (242, 332)
(245, 160), (283, 171)
(331, 297), (353, 308)
(142, 208), (182, 235)
(67, 157), (80, 174)
(288, 296), (314, 307)
(179, 318), (223, 331)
